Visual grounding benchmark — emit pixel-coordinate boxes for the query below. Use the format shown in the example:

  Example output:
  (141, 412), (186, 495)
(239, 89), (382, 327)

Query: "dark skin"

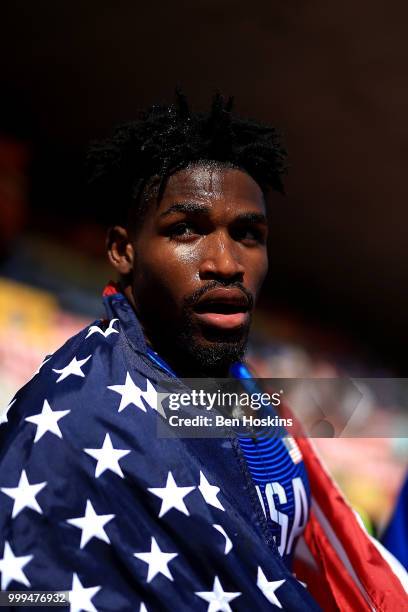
(107, 164), (269, 377)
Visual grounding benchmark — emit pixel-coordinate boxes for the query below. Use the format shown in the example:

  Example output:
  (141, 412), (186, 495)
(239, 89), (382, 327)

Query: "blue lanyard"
(146, 347), (178, 378)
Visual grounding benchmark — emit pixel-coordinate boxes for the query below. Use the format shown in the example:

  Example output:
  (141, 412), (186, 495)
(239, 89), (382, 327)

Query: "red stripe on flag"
(297, 436), (407, 611)
(103, 281), (120, 296)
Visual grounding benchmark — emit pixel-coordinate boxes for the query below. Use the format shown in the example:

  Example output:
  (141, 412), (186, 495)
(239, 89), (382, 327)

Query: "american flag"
(0, 287), (406, 611)
(0, 289), (321, 611)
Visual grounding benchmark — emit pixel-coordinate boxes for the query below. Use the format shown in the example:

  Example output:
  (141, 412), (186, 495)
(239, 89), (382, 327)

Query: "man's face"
(130, 164), (269, 374)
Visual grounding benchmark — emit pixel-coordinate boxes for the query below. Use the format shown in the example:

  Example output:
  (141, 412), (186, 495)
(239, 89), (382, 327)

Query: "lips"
(193, 288), (251, 330)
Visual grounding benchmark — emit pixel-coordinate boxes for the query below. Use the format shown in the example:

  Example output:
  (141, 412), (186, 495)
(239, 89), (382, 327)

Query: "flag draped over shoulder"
(0, 290), (320, 611)
(0, 287), (406, 611)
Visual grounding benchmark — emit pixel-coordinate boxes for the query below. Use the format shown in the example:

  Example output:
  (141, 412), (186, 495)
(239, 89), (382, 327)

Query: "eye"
(168, 222), (198, 239)
(234, 226), (265, 245)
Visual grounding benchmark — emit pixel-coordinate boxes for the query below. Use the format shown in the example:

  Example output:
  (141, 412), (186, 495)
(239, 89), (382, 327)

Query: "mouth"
(192, 288), (251, 331)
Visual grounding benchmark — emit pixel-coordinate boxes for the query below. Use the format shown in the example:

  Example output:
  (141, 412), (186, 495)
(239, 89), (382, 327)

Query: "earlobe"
(106, 226), (134, 275)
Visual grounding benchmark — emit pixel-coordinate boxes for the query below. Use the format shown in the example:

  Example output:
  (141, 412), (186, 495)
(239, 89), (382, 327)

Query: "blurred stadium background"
(0, 1), (407, 538)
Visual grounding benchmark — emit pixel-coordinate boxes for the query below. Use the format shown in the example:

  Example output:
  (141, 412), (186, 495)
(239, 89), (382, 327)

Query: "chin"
(179, 333), (249, 375)
(200, 325), (248, 344)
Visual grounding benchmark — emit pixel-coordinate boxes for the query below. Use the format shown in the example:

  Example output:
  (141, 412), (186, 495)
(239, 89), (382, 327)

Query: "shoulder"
(0, 316), (161, 454)
(4, 317), (118, 405)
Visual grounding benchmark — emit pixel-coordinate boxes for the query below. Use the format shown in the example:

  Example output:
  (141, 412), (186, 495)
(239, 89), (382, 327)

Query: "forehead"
(158, 165), (265, 212)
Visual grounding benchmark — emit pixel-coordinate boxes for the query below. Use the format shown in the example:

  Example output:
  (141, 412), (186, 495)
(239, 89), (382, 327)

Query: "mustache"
(184, 280), (254, 310)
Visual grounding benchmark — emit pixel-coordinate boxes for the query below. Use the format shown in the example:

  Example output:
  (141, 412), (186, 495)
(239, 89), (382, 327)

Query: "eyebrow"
(234, 212), (268, 225)
(159, 202), (210, 218)
(159, 202), (267, 225)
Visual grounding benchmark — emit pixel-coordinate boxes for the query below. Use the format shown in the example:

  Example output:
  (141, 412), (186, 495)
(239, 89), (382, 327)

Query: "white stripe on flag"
(311, 497), (374, 610)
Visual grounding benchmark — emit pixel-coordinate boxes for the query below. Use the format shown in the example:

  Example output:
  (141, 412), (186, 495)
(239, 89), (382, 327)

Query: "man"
(0, 93), (406, 611)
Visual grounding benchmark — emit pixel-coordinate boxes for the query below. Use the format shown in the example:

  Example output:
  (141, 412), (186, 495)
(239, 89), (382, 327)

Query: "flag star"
(212, 524), (233, 554)
(1, 469), (47, 518)
(0, 398), (15, 425)
(0, 541), (33, 590)
(148, 471), (195, 518)
(67, 499), (115, 549)
(195, 576), (241, 612)
(256, 567), (286, 609)
(69, 573), (101, 612)
(84, 433), (130, 478)
(142, 380), (167, 418)
(134, 537), (178, 583)
(139, 379), (158, 410)
(107, 372), (147, 412)
(25, 399), (70, 443)
(86, 318), (119, 339)
(52, 355), (92, 383)
(157, 390), (172, 420)
(198, 471), (225, 511)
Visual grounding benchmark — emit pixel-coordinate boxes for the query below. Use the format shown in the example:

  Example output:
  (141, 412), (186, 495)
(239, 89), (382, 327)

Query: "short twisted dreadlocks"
(86, 91), (288, 227)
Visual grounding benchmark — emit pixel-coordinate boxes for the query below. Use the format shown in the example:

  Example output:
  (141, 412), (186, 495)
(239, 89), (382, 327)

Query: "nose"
(199, 232), (245, 282)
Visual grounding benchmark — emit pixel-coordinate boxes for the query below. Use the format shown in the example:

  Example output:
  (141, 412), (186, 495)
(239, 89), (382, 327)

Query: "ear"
(106, 226), (134, 275)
